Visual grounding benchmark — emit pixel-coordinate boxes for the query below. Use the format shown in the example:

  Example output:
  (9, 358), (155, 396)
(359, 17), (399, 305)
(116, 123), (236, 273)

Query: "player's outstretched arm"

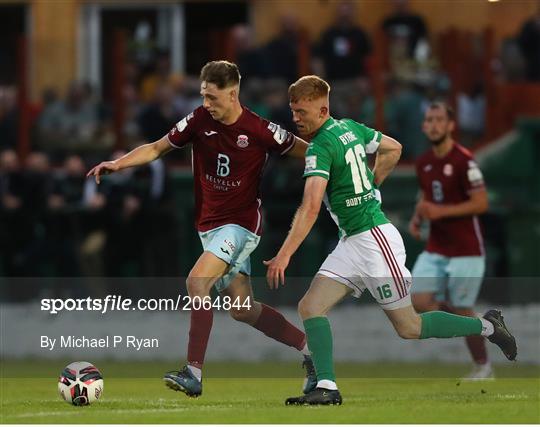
(86, 136), (173, 184)
(372, 134), (402, 186)
(264, 176), (327, 289)
(285, 136), (310, 159)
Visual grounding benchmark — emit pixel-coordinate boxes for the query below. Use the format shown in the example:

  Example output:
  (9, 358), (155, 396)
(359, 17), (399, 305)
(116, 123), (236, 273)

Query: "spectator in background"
(37, 81), (112, 153)
(312, 0), (372, 81)
(39, 87), (60, 116)
(0, 86), (18, 150)
(17, 152), (52, 276)
(137, 83), (180, 142)
(264, 14), (301, 83)
(46, 154), (104, 278)
(230, 25), (267, 82)
(23, 151), (51, 220)
(517, 3), (540, 81)
(382, 0), (428, 60)
(457, 81), (486, 147)
(128, 148), (173, 277)
(499, 38), (527, 82)
(140, 51), (182, 102)
(262, 79), (295, 131)
(0, 149), (26, 279)
(240, 79), (270, 118)
(384, 78), (426, 160)
(130, 20), (157, 69)
(125, 60), (142, 89)
(99, 150), (144, 276)
(331, 78), (376, 126)
(122, 83), (144, 145)
(49, 154), (101, 211)
(1, 150), (52, 279)
(0, 149), (23, 214)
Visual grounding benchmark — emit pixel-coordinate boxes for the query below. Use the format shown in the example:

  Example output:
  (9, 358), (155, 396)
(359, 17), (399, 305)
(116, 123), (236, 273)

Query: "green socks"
(304, 316), (335, 381)
(303, 312), (482, 380)
(420, 311), (482, 339)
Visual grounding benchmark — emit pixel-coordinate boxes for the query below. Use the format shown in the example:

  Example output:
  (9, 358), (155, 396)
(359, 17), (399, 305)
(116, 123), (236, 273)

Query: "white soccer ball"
(58, 361), (104, 406)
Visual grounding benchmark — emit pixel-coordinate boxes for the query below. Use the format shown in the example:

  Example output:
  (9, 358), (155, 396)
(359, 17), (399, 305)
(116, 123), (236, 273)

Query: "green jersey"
(303, 117), (389, 238)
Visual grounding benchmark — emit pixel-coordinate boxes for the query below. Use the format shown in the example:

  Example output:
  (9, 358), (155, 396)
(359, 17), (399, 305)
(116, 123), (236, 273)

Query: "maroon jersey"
(415, 143), (485, 257)
(167, 106), (296, 235)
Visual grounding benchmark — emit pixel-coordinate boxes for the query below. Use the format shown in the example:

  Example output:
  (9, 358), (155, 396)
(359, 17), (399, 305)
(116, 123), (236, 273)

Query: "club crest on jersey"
(236, 134), (249, 148)
(443, 163), (453, 176)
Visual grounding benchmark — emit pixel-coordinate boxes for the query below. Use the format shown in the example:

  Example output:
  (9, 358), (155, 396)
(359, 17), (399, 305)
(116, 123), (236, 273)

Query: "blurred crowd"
(1, 0), (539, 285)
(1, 1), (539, 158)
(2, 1), (539, 156)
(0, 148), (179, 286)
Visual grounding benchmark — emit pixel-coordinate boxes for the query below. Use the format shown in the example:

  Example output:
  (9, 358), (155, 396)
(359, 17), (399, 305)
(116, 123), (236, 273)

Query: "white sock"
(317, 379), (338, 390)
(187, 365), (202, 381)
(480, 318), (495, 337)
(300, 343), (310, 356)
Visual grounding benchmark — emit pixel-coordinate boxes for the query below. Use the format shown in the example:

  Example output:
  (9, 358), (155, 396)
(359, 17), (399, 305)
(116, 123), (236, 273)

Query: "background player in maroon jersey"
(87, 61), (316, 397)
(409, 102), (492, 380)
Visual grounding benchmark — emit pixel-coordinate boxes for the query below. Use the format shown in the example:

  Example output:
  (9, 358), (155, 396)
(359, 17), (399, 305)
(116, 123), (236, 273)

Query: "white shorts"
(318, 223), (412, 310)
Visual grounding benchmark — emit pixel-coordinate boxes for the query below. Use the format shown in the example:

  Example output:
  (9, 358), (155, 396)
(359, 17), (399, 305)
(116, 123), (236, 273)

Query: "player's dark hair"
(289, 75), (330, 103)
(427, 101), (455, 121)
(200, 60), (241, 89)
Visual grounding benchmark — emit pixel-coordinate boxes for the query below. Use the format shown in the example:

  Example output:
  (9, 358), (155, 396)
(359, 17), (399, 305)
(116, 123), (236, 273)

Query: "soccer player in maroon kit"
(409, 102), (493, 380)
(87, 61), (316, 397)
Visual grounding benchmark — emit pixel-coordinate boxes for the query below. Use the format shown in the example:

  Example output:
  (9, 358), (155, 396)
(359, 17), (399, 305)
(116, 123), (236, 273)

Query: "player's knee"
(186, 276), (207, 297)
(394, 317), (421, 339)
(396, 324), (420, 339)
(298, 296), (322, 320)
(229, 306), (253, 323)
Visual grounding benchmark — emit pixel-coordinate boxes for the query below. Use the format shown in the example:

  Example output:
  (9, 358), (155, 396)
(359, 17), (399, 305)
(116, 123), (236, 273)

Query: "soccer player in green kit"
(264, 76), (517, 406)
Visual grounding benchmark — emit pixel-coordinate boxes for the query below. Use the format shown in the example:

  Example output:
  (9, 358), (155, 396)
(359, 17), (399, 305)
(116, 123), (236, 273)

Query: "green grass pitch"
(1, 361), (539, 424)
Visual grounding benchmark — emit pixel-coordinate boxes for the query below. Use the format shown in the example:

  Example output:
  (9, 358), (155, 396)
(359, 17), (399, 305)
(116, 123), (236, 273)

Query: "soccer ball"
(58, 361), (104, 406)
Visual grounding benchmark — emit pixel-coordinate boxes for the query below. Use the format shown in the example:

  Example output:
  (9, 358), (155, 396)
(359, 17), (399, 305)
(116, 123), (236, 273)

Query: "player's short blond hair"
(200, 60), (241, 89)
(288, 75), (330, 103)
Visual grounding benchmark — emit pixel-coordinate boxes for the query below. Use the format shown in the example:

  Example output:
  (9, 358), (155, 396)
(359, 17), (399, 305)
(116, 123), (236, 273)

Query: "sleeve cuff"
(280, 134), (296, 155)
(167, 134), (182, 149)
(303, 170), (330, 180)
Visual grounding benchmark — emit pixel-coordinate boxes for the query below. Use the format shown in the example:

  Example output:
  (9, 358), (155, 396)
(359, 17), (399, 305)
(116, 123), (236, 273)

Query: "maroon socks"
(187, 307), (213, 368)
(254, 304), (306, 351)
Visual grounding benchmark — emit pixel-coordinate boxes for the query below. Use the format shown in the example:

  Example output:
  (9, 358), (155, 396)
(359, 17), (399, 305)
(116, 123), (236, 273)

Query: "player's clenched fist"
(86, 161), (120, 184)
